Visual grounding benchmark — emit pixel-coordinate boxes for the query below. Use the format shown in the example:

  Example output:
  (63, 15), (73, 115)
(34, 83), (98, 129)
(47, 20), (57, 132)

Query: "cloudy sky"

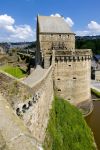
(0, 0), (100, 42)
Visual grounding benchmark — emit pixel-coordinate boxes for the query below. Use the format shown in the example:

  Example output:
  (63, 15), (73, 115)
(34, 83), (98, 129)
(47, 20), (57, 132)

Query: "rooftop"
(37, 16), (74, 34)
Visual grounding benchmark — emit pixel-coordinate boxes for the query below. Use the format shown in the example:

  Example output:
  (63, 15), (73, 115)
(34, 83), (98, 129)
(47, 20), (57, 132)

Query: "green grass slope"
(0, 65), (26, 78)
(91, 88), (100, 98)
(44, 97), (96, 150)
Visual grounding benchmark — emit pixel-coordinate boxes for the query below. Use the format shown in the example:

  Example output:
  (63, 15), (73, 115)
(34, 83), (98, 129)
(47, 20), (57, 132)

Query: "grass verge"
(44, 97), (96, 150)
(0, 65), (26, 79)
(91, 88), (100, 98)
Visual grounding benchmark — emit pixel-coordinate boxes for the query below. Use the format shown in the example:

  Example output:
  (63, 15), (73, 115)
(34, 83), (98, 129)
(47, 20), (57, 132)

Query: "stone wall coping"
(22, 65), (52, 88)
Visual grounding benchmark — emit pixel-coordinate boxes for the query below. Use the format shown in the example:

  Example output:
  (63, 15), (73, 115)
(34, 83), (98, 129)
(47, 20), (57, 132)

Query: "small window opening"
(58, 89), (61, 91)
(28, 101), (33, 107)
(68, 98), (71, 101)
(22, 104), (27, 109)
(57, 78), (60, 80)
(73, 77), (76, 80)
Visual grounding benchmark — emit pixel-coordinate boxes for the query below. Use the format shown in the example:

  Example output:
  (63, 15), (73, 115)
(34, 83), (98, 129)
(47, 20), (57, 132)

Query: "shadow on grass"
(19, 68), (26, 74)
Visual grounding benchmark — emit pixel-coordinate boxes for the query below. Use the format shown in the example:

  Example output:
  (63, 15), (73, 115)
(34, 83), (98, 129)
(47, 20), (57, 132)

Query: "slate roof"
(37, 16), (74, 34)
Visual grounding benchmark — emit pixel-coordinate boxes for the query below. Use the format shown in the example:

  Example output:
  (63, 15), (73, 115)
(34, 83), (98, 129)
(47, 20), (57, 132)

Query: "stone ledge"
(77, 99), (93, 116)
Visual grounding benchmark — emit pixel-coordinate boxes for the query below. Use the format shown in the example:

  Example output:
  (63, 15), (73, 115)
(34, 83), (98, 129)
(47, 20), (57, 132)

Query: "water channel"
(86, 101), (100, 150)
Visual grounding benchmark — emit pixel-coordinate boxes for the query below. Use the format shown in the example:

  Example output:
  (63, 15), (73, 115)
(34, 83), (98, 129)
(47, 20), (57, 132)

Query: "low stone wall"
(0, 66), (53, 143)
(0, 94), (40, 150)
(0, 71), (32, 108)
(20, 66), (53, 143)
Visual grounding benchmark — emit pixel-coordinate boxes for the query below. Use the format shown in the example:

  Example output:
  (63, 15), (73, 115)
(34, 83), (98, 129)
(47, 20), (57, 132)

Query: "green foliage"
(0, 65), (26, 78)
(75, 39), (100, 55)
(91, 88), (100, 98)
(44, 97), (95, 150)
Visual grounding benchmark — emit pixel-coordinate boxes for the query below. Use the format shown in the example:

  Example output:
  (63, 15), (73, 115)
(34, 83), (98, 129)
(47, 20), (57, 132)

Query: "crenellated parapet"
(54, 49), (92, 62)
(74, 49), (92, 56)
(55, 49), (92, 56)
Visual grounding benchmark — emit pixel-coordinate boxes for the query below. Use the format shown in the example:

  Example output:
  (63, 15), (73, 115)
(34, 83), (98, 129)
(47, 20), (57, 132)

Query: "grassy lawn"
(44, 97), (96, 150)
(0, 65), (26, 79)
(91, 88), (100, 98)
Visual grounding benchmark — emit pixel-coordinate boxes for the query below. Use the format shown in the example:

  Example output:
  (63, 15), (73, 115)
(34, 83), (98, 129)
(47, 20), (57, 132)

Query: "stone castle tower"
(36, 15), (93, 114)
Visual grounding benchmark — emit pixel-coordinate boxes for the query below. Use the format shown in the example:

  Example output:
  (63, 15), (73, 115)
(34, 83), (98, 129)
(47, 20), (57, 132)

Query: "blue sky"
(0, 0), (100, 42)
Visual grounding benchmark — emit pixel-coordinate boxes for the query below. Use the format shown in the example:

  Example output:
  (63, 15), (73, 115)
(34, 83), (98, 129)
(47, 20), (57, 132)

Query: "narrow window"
(58, 89), (61, 91)
(28, 101), (33, 107)
(68, 98), (71, 101)
(57, 78), (60, 80)
(73, 77), (76, 80)
(22, 104), (27, 110)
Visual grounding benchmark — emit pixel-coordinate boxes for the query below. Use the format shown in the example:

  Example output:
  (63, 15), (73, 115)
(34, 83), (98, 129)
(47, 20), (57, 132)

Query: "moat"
(86, 101), (100, 150)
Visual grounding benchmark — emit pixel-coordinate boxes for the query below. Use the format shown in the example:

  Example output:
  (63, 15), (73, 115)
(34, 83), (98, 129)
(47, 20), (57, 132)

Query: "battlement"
(75, 49), (92, 56)
(55, 49), (92, 56)
(54, 49), (92, 62)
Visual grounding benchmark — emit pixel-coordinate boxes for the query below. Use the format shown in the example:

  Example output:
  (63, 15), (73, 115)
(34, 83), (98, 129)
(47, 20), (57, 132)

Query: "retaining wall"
(0, 66), (53, 143)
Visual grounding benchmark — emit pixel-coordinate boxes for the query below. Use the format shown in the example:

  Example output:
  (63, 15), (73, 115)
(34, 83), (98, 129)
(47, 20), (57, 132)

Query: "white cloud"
(51, 13), (61, 18)
(10, 25), (34, 40)
(5, 25), (15, 33)
(50, 13), (74, 27)
(76, 21), (100, 36)
(0, 14), (15, 27)
(65, 17), (74, 27)
(88, 21), (100, 31)
(50, 14), (100, 36)
(1, 14), (100, 41)
(75, 30), (90, 36)
(0, 14), (35, 42)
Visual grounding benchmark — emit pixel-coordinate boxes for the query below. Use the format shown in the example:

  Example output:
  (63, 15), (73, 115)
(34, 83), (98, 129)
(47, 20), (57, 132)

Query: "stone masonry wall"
(38, 33), (75, 68)
(0, 66), (53, 143)
(0, 72), (32, 108)
(39, 33), (75, 52)
(54, 58), (91, 104)
(53, 51), (93, 115)
(95, 70), (100, 81)
(21, 66), (53, 143)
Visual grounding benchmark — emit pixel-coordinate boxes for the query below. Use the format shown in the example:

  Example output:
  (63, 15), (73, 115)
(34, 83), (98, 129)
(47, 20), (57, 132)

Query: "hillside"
(44, 97), (96, 150)
(75, 36), (100, 55)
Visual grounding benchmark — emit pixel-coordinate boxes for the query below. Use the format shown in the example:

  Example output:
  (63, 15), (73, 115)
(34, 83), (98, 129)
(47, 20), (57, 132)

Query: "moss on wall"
(44, 97), (96, 150)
